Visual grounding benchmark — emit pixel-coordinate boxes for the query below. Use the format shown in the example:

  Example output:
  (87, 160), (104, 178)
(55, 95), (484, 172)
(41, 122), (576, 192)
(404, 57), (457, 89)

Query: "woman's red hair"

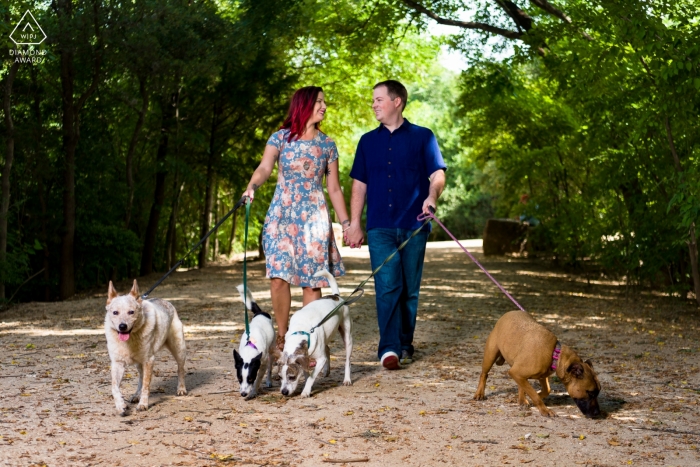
(281, 86), (323, 143)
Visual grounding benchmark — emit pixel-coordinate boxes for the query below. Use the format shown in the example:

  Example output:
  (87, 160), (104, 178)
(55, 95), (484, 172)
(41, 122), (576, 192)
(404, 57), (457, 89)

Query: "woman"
(243, 86), (350, 351)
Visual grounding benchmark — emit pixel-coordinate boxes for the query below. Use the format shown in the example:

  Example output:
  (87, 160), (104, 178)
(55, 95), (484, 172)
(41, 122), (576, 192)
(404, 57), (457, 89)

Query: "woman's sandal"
(276, 335), (285, 352)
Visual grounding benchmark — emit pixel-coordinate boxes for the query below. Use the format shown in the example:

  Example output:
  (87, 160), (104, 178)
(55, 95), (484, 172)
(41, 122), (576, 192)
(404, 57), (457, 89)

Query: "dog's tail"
(236, 284), (266, 317)
(313, 269), (340, 296)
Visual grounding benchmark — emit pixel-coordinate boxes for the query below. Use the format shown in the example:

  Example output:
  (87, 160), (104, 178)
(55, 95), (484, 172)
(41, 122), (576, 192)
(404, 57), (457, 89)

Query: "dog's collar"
(291, 330), (311, 347)
(550, 341), (562, 371)
(246, 340), (258, 350)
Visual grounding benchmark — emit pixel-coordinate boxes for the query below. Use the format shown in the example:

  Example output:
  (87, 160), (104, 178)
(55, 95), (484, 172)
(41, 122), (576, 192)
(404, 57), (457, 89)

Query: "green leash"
(304, 215), (432, 335)
(243, 198), (251, 337)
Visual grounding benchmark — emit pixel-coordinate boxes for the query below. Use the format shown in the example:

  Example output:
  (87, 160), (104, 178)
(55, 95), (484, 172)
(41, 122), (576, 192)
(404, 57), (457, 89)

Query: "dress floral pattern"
(263, 129), (345, 287)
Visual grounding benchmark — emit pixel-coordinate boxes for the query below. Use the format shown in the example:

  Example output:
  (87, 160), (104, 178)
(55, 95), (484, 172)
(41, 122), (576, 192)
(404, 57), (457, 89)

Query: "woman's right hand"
(243, 187), (255, 203)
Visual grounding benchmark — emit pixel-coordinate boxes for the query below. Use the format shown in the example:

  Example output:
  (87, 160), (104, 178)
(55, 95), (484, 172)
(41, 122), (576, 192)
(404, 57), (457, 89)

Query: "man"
(345, 80), (446, 370)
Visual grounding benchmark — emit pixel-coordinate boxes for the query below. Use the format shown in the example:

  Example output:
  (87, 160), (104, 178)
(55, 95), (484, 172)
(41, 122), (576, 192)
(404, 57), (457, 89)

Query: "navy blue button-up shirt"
(350, 119), (446, 231)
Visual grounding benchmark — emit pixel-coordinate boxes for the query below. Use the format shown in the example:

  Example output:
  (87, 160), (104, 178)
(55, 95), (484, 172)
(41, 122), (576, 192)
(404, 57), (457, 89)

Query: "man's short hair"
(374, 80), (408, 111)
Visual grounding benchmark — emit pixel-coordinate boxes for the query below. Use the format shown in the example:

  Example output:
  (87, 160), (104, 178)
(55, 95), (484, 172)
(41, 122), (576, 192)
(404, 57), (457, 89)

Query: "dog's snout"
(281, 388), (289, 396)
(118, 323), (128, 332)
(240, 391), (248, 397)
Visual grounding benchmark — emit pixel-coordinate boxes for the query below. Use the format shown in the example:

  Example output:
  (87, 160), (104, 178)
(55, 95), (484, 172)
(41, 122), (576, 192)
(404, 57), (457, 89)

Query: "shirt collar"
(376, 118), (411, 134)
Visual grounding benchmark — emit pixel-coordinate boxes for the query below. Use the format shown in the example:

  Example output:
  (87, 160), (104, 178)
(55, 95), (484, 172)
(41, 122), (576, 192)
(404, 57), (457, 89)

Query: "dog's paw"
(342, 379), (353, 386)
(115, 404), (127, 416)
(177, 387), (187, 396)
(136, 403), (149, 412)
(244, 392), (257, 401)
(129, 394), (140, 403)
(300, 391), (312, 398)
(540, 408), (557, 418)
(518, 400), (531, 408)
(473, 393), (486, 401)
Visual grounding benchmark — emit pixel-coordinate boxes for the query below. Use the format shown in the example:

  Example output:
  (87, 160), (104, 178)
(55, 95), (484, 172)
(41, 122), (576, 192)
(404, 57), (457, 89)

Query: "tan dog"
(105, 280), (187, 416)
(474, 310), (601, 418)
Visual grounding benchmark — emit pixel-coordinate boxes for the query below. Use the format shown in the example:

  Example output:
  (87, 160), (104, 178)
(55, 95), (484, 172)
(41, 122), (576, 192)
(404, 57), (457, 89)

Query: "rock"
(482, 218), (528, 256)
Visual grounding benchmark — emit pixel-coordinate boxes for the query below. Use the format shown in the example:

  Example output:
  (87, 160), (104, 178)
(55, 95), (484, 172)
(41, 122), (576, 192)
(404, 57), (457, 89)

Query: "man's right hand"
(344, 223), (364, 249)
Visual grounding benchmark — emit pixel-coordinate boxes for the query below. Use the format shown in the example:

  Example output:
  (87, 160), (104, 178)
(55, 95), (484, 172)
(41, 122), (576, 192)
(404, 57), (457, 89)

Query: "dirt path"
(1, 242), (699, 467)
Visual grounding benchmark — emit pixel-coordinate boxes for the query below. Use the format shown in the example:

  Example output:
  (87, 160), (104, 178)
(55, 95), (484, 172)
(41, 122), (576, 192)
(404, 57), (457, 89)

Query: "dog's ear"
(584, 359), (594, 369)
(290, 343), (310, 372)
(233, 349), (243, 366)
(567, 362), (585, 379)
(251, 352), (262, 363)
(129, 279), (143, 304)
(107, 281), (118, 305)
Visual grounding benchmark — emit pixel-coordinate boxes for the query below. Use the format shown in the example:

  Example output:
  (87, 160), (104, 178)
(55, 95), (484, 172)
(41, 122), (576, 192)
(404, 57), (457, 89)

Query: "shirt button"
(389, 204), (392, 207)
(389, 189), (392, 192)
(388, 175), (391, 178)
(389, 148), (392, 151)
(388, 161), (391, 164)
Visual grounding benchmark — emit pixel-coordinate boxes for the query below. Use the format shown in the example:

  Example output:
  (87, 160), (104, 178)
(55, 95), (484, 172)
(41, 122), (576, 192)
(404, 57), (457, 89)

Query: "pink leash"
(418, 211), (527, 312)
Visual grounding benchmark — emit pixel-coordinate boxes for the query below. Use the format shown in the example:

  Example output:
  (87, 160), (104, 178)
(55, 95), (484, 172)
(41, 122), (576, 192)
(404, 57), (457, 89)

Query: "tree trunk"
(213, 181), (219, 259)
(198, 105), (222, 269)
(124, 76), (149, 229)
(31, 66), (51, 302)
(665, 116), (700, 305)
(0, 59), (20, 300)
(688, 223), (700, 305)
(227, 210), (237, 256)
(164, 182), (184, 269)
(56, 0), (102, 300)
(140, 92), (176, 276)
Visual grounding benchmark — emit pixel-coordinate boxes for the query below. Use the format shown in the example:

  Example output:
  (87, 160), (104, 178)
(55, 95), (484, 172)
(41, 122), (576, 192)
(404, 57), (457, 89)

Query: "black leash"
(141, 196), (248, 299)
(298, 210), (434, 338)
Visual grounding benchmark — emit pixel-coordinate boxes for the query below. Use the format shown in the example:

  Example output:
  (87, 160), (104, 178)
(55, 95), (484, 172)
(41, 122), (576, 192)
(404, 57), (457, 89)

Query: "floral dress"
(263, 129), (345, 287)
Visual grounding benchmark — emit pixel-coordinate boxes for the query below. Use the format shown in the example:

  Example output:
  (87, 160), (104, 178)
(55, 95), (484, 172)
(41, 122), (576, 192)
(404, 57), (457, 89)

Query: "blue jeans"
(367, 228), (429, 360)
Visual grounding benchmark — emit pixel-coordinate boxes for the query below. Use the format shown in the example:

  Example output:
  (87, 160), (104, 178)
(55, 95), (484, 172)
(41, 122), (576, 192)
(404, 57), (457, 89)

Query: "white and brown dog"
(233, 284), (276, 399)
(105, 280), (187, 416)
(279, 270), (353, 397)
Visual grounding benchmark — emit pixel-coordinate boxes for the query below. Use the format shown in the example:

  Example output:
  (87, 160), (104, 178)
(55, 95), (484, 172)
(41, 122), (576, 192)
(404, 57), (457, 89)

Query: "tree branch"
(530, 0), (570, 23)
(492, 0), (532, 32)
(530, 0), (593, 40)
(401, 0), (523, 40)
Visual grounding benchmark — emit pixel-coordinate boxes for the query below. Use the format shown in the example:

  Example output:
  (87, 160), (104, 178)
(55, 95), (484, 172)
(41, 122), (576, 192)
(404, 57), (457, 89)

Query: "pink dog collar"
(550, 342), (561, 370)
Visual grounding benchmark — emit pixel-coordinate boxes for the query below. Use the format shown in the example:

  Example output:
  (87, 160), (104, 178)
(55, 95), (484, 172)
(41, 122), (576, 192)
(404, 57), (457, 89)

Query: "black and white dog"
(279, 270), (353, 397)
(233, 284), (276, 400)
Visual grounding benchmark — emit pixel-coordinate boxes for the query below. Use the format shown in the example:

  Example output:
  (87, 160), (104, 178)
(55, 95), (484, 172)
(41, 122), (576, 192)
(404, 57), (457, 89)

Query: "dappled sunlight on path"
(1, 240), (699, 466)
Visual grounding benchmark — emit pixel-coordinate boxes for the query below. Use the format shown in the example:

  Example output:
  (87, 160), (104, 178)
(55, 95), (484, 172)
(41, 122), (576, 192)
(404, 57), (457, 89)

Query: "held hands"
(344, 222), (364, 249)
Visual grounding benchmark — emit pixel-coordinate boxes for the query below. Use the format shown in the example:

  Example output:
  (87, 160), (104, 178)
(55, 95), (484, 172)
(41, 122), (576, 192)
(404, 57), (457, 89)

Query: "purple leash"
(418, 211), (527, 312)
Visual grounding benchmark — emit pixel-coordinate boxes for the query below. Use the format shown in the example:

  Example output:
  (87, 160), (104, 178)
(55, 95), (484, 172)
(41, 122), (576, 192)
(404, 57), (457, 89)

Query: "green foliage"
(451, 0), (700, 294)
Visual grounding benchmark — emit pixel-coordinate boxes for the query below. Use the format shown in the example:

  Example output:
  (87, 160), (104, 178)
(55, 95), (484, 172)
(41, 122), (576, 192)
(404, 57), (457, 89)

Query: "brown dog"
(474, 311), (601, 418)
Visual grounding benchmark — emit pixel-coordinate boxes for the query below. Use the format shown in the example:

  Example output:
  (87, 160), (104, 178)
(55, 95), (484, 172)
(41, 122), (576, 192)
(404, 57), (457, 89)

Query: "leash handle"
(142, 196), (248, 299)
(420, 211), (527, 312)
